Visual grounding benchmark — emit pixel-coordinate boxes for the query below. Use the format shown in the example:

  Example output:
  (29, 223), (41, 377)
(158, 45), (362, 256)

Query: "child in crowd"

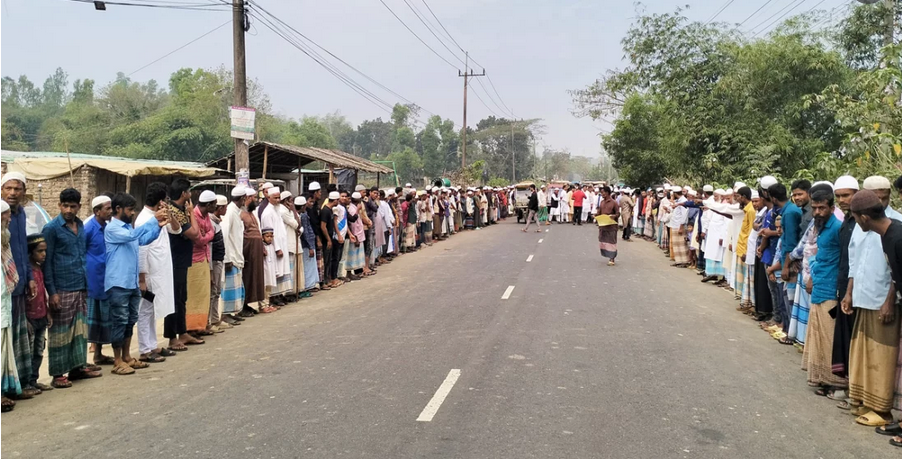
(26, 234), (52, 391)
(260, 228), (277, 313)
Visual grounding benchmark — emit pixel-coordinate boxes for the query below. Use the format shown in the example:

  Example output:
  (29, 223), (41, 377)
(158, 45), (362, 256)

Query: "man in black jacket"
(522, 185), (541, 233)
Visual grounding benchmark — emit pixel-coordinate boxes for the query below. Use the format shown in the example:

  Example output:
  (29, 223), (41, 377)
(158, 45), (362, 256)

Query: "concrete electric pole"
(459, 52), (485, 171)
(233, 0), (249, 173)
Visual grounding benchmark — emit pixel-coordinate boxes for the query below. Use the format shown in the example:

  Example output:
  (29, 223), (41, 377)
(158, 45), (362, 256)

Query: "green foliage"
(487, 177), (510, 187)
(386, 147), (423, 183)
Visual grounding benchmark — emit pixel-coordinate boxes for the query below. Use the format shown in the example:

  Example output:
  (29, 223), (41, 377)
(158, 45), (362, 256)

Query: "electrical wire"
(752, 0), (810, 36)
(468, 81), (502, 118)
(128, 20), (230, 76)
(705, 0), (738, 24)
(64, 0), (233, 11)
(474, 77), (509, 118)
(748, 0), (807, 34)
(738, 0), (779, 26)
(419, 0), (465, 53)
(400, 0), (466, 66)
(247, 1), (436, 118)
(376, 0), (459, 69)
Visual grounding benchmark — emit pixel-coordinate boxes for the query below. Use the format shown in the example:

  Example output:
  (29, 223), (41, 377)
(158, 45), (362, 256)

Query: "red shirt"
(572, 190), (586, 207)
(26, 266), (47, 320)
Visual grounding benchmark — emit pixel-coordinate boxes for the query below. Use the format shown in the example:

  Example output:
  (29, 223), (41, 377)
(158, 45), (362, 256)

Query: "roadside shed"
(1, 150), (222, 219)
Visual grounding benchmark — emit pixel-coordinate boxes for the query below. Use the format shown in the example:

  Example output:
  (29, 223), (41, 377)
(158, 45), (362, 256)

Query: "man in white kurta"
(258, 187), (290, 299)
(278, 190), (300, 297)
(220, 187), (245, 322)
(136, 187), (181, 361)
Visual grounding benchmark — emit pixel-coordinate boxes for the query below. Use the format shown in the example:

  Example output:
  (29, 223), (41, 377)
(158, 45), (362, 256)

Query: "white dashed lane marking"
(501, 285), (515, 300)
(526, 255), (534, 262)
(416, 369), (461, 422)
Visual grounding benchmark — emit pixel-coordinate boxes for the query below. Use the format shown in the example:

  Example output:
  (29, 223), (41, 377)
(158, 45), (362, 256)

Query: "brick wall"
(29, 166), (100, 220)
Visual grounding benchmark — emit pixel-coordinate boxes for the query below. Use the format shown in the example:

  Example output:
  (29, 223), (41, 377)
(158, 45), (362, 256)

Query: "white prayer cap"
(280, 190), (292, 201)
(682, 186), (691, 191)
(724, 189), (734, 196)
(703, 184), (714, 193)
(733, 181), (747, 191)
(262, 182), (274, 189)
(387, 190), (396, 197)
(759, 175), (778, 189)
(863, 175), (891, 190)
(834, 175), (859, 191)
(91, 196), (111, 209)
(426, 186), (433, 191)
(328, 191), (340, 200)
(355, 184), (366, 192)
(812, 180), (834, 191)
(1, 172), (26, 187)
(230, 186), (246, 197)
(714, 188), (725, 195)
(410, 188), (417, 192)
(687, 189), (698, 197)
(405, 183), (412, 187)
(540, 184), (546, 188)
(215, 195), (228, 206)
(308, 181), (321, 191)
(656, 187), (664, 192)
(751, 190), (760, 199)
(416, 190), (426, 197)
(467, 191), (474, 195)
(670, 185), (682, 192)
(294, 196), (307, 206)
(0, 200), (8, 213)
(351, 192), (362, 199)
(267, 187), (281, 196)
(245, 188), (256, 197)
(199, 190), (217, 203)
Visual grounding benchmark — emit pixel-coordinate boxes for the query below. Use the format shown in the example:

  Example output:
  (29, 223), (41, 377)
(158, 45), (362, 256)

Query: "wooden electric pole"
(459, 52), (485, 170)
(233, 0), (249, 173)
(510, 120), (515, 183)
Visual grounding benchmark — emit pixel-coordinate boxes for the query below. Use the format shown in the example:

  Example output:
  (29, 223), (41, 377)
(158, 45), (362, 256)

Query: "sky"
(0, 0), (849, 159)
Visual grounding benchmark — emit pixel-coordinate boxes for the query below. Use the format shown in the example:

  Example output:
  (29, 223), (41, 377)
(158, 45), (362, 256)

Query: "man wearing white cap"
(319, 191), (341, 288)
(306, 182), (325, 286)
(206, 195), (230, 333)
(220, 186), (246, 326)
(239, 187), (267, 312)
(258, 187), (290, 305)
(2, 172), (43, 396)
(85, 193), (113, 368)
(667, 186), (691, 266)
(832, 176), (859, 379)
(295, 196), (318, 294)
(278, 190), (300, 301)
(183, 190), (217, 338)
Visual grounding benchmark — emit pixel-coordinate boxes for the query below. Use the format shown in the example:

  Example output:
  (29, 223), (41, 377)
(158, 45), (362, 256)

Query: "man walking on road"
(522, 185), (540, 233)
(596, 186), (621, 266)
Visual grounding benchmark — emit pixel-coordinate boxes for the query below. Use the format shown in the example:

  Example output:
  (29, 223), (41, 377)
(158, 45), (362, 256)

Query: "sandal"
(856, 411), (890, 427)
(836, 400), (853, 410)
(158, 348), (176, 357)
(194, 329), (214, 336)
(183, 337), (205, 345)
(168, 343), (188, 352)
(826, 389), (846, 401)
(111, 364), (135, 375)
(84, 364), (103, 372)
(876, 423), (902, 436)
(1, 396), (14, 412)
(260, 306), (277, 314)
(891, 437), (902, 448)
(778, 337), (794, 345)
(125, 358), (150, 369)
(139, 352), (166, 363)
(815, 387), (829, 397)
(34, 382), (54, 392)
(851, 405), (869, 416)
(93, 355), (116, 366)
(68, 368), (102, 380)
(52, 376), (72, 389)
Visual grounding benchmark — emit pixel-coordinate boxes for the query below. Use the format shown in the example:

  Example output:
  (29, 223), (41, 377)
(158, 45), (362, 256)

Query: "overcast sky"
(1, 0), (835, 158)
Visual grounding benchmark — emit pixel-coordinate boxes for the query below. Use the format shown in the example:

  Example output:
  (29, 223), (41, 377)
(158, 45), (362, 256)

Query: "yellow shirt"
(735, 202), (756, 258)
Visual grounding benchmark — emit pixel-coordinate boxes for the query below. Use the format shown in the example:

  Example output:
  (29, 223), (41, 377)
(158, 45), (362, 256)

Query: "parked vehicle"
(513, 181), (535, 223)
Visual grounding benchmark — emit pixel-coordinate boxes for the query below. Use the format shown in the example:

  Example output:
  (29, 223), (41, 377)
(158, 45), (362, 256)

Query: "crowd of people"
(596, 174), (902, 449)
(0, 172), (524, 413)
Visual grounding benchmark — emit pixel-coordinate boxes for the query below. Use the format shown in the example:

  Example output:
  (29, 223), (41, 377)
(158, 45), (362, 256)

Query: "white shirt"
(278, 204), (300, 254)
(537, 190), (546, 208)
(259, 203), (290, 277)
(668, 196), (688, 229)
(136, 207), (179, 319)
(848, 206), (902, 310)
(222, 202), (245, 268)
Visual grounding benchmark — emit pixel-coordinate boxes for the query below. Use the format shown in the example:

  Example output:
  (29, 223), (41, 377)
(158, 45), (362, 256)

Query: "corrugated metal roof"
(205, 142), (394, 174)
(1, 150), (210, 168)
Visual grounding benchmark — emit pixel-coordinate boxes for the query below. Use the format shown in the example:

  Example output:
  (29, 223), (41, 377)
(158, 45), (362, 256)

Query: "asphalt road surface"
(1, 220), (893, 458)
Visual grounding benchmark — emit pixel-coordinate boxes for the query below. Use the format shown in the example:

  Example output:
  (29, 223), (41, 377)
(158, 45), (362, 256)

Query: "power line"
(738, 0), (779, 26)
(247, 1), (435, 118)
(705, 0), (738, 24)
(376, 0), (459, 69)
(748, 0), (807, 34)
(753, 0), (811, 37)
(128, 20), (230, 76)
(419, 0), (465, 53)
(400, 0), (466, 66)
(474, 77), (509, 117)
(64, 0), (233, 11)
(468, 81), (502, 118)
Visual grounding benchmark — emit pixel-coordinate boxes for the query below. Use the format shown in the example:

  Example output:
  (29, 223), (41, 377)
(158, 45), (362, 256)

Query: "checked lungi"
(47, 290), (88, 377)
(848, 309), (901, 413)
(86, 297), (111, 344)
(221, 265), (244, 315)
(670, 228), (690, 264)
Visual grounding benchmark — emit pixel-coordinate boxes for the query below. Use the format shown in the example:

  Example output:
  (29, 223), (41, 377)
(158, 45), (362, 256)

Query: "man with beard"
(165, 179), (203, 351)
(136, 182), (181, 362)
(42, 188), (102, 388)
(104, 192), (169, 375)
(85, 195), (114, 367)
(241, 187), (268, 313)
(802, 188), (847, 397)
(842, 178), (901, 427)
(832, 175), (859, 380)
(258, 187), (290, 306)
(220, 187), (246, 325)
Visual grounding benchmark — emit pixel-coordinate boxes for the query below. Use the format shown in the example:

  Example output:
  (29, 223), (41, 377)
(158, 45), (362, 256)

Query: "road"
(1, 220), (892, 458)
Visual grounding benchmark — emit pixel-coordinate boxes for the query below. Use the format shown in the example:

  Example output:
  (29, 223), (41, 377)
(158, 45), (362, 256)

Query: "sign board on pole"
(230, 106), (256, 140)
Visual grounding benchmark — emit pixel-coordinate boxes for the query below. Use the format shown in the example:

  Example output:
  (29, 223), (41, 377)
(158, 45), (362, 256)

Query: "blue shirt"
(762, 206), (783, 266)
(41, 214), (87, 295)
(84, 217), (107, 300)
(8, 207), (32, 296)
(809, 214), (841, 304)
(780, 202), (802, 260)
(848, 206), (902, 310)
(104, 216), (161, 292)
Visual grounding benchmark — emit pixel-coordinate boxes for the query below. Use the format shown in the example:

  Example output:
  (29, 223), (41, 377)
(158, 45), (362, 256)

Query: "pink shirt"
(192, 206), (215, 263)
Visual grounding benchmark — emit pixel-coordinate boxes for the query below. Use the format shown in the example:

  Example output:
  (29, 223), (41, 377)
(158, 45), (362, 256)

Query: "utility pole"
(510, 120), (515, 183)
(459, 52), (485, 171)
(883, 0), (895, 46)
(233, 0), (249, 173)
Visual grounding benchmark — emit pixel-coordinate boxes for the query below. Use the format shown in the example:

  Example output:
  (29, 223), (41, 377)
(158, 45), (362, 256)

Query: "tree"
(386, 147), (423, 183)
